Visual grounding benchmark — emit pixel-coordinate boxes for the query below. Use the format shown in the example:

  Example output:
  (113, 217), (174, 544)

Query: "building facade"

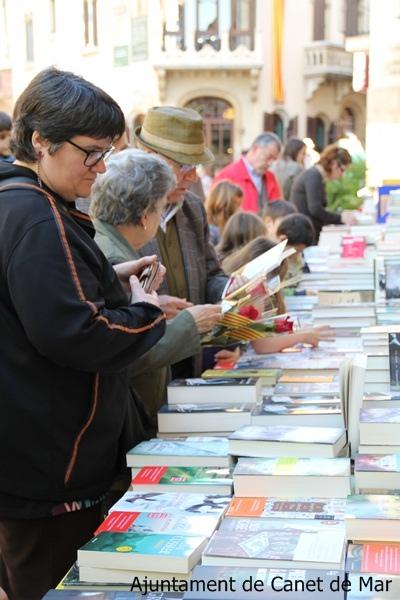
(0, 0), (367, 168)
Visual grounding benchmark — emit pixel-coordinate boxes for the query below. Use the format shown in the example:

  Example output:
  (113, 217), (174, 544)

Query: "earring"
(36, 153), (43, 189)
(143, 224), (147, 231)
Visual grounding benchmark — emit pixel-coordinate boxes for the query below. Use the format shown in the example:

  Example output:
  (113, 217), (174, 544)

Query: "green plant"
(326, 158), (366, 212)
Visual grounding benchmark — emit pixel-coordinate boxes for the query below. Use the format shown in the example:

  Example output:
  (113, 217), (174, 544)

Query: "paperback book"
(77, 531), (208, 573)
(233, 456), (351, 498)
(126, 438), (230, 468)
(345, 495), (400, 542)
(228, 425), (347, 458)
(355, 454), (400, 492)
(157, 403), (252, 433)
(130, 466), (232, 495)
(167, 378), (261, 404)
(347, 541), (400, 576)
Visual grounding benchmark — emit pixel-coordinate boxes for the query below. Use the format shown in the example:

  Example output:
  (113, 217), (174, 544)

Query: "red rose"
(274, 316), (294, 333)
(238, 305), (260, 320)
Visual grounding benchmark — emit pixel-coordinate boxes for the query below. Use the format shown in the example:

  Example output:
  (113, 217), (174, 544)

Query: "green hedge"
(326, 158), (366, 212)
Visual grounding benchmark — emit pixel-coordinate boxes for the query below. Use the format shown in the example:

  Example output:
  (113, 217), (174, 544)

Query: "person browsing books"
(213, 132), (282, 213)
(134, 106), (228, 377)
(220, 237), (334, 354)
(290, 144), (358, 240)
(91, 149), (222, 430)
(0, 68), (167, 600)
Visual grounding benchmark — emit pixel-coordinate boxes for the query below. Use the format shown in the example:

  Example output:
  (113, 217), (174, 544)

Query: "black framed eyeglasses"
(66, 139), (115, 167)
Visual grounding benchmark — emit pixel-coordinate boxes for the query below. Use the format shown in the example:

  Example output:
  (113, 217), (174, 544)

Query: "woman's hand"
(158, 295), (193, 319)
(300, 325), (335, 347)
(186, 304), (222, 334)
(129, 275), (160, 309)
(113, 255), (159, 293)
(341, 210), (358, 226)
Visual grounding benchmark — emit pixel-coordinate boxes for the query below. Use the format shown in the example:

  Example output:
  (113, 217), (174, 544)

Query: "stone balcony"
(153, 30), (263, 71)
(304, 42), (353, 79)
(304, 42), (353, 99)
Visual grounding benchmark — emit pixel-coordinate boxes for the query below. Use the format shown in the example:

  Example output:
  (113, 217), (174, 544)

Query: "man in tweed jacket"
(135, 107), (228, 375)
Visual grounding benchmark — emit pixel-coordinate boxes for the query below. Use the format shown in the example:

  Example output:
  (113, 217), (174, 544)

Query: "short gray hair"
(251, 132), (282, 151)
(90, 148), (176, 225)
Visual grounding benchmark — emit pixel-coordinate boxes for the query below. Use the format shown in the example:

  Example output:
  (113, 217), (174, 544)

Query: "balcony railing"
(155, 28), (261, 70)
(304, 42), (353, 79)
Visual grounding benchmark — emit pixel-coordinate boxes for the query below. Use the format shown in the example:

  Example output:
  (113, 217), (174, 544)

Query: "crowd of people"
(0, 67), (358, 600)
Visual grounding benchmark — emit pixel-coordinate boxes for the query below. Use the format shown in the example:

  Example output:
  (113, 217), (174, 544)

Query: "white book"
(233, 456), (351, 498)
(228, 425), (347, 459)
(157, 402), (252, 433)
(360, 408), (400, 445)
(126, 437), (231, 468)
(167, 378), (261, 405)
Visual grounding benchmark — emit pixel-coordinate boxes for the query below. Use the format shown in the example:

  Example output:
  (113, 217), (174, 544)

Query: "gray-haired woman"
(91, 148), (222, 428)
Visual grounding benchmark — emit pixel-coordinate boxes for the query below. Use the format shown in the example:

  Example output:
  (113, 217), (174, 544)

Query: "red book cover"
(95, 511), (140, 535)
(363, 543), (400, 574)
(131, 466), (168, 485)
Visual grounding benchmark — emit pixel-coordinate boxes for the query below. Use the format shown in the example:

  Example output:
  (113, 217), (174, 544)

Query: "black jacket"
(0, 164), (165, 507)
(290, 166), (342, 239)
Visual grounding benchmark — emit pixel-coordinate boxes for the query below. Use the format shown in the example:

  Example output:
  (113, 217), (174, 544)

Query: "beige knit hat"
(134, 106), (214, 166)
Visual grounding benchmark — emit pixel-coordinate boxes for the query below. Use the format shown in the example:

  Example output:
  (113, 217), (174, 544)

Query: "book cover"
(226, 497), (346, 520)
(229, 425), (345, 445)
(346, 495), (400, 520)
(78, 532), (207, 573)
(219, 517), (344, 534)
(233, 457), (350, 478)
(110, 492), (231, 516)
(360, 408), (400, 424)
(347, 542), (400, 575)
(356, 454), (400, 473)
(203, 527), (344, 564)
(95, 510), (220, 538)
(127, 438), (229, 460)
(131, 466), (232, 487)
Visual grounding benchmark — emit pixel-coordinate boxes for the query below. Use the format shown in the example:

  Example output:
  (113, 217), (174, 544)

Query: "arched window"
(263, 112), (285, 141)
(185, 97), (234, 168)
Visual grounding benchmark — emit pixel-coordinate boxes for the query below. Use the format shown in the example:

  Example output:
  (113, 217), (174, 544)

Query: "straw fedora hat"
(134, 106), (214, 166)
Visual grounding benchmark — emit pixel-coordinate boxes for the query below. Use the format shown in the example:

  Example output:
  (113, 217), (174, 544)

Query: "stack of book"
(76, 490), (231, 586)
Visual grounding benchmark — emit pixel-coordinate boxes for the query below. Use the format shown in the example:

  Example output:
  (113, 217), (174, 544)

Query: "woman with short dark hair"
(0, 67), (166, 599)
(290, 143), (356, 240)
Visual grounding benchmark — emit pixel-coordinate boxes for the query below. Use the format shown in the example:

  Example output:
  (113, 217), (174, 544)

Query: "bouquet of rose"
(201, 304), (294, 346)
